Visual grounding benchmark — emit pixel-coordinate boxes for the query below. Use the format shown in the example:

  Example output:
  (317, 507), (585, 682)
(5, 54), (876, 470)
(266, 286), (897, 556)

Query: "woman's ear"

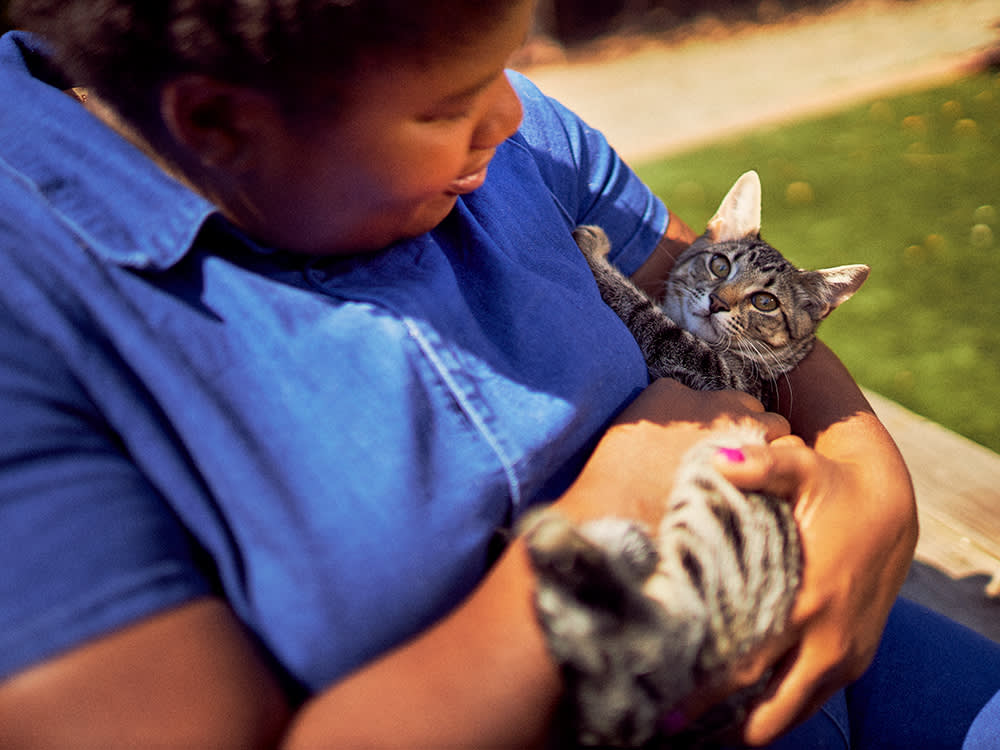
(160, 75), (280, 171)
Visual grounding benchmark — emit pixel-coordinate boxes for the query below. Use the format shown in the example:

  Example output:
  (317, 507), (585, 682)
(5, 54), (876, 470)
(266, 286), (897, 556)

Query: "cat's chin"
(693, 322), (724, 345)
(664, 300), (708, 340)
(675, 309), (724, 346)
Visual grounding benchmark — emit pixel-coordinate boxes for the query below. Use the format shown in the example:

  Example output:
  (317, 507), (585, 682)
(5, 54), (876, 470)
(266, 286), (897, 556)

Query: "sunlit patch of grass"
(637, 71), (1000, 451)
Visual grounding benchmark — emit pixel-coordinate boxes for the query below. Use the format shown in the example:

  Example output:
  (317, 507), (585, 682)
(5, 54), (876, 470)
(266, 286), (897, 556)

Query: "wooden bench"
(866, 391), (1000, 582)
(866, 390), (1000, 641)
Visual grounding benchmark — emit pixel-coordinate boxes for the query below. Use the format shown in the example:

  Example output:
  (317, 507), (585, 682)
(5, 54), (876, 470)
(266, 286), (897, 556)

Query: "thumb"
(711, 437), (814, 501)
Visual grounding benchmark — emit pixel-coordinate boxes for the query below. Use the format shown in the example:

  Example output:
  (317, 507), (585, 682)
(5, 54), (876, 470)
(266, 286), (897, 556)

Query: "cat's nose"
(709, 293), (730, 314)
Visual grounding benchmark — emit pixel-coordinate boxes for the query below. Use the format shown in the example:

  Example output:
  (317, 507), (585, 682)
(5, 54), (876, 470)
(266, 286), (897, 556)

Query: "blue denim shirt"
(0, 32), (668, 692)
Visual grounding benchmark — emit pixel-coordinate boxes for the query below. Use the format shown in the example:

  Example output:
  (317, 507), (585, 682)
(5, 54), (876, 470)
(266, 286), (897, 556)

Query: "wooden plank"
(865, 390), (1000, 583)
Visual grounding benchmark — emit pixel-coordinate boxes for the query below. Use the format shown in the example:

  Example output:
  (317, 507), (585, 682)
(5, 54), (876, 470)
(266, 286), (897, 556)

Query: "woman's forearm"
(777, 340), (886, 449)
(630, 214), (699, 300)
(284, 538), (560, 749)
(777, 339), (917, 559)
(284, 380), (795, 749)
(720, 341), (919, 744)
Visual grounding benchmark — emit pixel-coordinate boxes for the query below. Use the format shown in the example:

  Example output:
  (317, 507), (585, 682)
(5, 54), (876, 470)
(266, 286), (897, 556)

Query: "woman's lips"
(447, 151), (495, 195)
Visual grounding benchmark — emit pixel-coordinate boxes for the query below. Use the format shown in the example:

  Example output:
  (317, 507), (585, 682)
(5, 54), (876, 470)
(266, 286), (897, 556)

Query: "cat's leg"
(520, 427), (803, 747)
(572, 225), (742, 391)
(520, 510), (700, 747)
(641, 429), (801, 745)
(572, 225), (647, 318)
(571, 224), (613, 261)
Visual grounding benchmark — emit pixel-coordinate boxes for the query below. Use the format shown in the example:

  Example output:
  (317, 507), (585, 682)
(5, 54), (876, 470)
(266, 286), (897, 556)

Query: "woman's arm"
(719, 341), (918, 745)
(0, 382), (790, 750)
(0, 598), (294, 749)
(629, 213), (698, 300)
(0, 553), (560, 750)
(285, 380), (791, 749)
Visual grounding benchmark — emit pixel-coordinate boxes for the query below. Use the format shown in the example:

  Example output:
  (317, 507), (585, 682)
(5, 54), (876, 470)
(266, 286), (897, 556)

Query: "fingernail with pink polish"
(717, 447), (746, 463)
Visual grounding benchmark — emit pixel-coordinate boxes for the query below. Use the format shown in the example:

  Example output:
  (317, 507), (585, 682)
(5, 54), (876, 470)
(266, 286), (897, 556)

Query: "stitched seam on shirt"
(401, 317), (523, 512)
(0, 150), (212, 271)
(0, 156), (125, 263)
(819, 699), (850, 748)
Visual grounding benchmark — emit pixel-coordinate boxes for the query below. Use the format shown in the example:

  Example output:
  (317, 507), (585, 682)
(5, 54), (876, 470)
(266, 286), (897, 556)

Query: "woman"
(0, 1), (996, 747)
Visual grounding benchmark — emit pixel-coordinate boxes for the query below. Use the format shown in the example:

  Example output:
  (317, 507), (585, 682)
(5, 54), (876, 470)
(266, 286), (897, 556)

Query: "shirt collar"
(0, 31), (217, 270)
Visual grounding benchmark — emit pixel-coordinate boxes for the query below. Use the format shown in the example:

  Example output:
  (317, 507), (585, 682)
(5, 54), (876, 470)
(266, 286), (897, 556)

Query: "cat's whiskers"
(742, 337), (777, 380)
(738, 336), (797, 413)
(732, 336), (767, 387)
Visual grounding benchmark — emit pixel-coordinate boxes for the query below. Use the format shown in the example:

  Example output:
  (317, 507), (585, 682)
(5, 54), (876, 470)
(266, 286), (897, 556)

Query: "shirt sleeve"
(0, 306), (213, 679)
(507, 70), (671, 276)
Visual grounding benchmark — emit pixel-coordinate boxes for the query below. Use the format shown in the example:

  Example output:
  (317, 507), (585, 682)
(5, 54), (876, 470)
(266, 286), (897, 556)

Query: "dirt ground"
(515, 0), (1000, 163)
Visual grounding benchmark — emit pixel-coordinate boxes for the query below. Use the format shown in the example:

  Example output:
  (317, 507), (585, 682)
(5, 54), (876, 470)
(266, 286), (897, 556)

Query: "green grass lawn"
(636, 71), (1000, 452)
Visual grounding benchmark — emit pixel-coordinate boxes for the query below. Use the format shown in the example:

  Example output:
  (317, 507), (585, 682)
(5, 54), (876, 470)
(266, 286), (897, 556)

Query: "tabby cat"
(522, 171), (869, 748)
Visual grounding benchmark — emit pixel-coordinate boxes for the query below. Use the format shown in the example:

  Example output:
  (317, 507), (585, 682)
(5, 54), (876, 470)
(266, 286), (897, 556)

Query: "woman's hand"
(682, 342), (919, 745)
(715, 433), (917, 745)
(557, 377), (791, 529)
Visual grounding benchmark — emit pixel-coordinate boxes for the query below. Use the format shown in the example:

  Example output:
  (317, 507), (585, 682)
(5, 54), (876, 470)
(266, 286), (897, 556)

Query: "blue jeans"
(748, 599), (1000, 749)
(964, 690), (1000, 749)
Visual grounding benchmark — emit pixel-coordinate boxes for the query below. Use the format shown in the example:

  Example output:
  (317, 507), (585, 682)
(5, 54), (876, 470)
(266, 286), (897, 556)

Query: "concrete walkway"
(518, 0), (1000, 163)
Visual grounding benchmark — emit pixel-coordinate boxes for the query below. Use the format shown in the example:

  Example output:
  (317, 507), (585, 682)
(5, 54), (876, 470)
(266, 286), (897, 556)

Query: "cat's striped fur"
(572, 173), (868, 407)
(522, 172), (868, 748)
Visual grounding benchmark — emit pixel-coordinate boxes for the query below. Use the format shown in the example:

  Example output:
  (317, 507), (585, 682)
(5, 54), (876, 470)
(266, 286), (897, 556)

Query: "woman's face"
(233, 1), (533, 255)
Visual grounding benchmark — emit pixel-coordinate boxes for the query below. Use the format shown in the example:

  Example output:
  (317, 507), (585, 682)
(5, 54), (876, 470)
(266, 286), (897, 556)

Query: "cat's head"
(663, 171), (869, 374)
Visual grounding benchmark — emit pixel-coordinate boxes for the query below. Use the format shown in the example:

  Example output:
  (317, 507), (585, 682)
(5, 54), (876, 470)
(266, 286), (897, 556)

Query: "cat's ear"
(803, 264), (870, 320)
(706, 170), (762, 242)
(818, 264), (870, 310)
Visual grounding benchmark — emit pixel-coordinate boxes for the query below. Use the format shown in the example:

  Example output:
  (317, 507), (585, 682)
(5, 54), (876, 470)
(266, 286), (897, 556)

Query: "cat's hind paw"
(572, 225), (612, 262)
(519, 510), (658, 589)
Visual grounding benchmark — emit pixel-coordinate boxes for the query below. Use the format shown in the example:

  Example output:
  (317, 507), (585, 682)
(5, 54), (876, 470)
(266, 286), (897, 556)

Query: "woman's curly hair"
(8, 0), (515, 135)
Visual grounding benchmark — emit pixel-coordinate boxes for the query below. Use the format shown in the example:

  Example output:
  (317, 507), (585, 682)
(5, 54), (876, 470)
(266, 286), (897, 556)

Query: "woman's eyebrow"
(435, 68), (504, 106)
(431, 30), (528, 107)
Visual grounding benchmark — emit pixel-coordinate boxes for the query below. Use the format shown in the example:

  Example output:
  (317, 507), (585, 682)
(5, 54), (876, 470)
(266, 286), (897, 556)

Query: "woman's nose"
(471, 73), (523, 150)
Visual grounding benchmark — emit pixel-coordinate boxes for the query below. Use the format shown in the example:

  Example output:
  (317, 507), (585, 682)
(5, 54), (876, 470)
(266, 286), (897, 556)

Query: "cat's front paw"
(572, 225), (612, 263)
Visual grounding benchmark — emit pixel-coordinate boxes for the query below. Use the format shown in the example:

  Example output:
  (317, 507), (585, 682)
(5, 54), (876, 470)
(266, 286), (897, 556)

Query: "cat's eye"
(708, 254), (731, 278)
(750, 292), (779, 312)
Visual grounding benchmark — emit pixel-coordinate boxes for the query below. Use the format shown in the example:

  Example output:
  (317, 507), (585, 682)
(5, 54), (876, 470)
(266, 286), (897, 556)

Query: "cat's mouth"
(687, 310), (726, 345)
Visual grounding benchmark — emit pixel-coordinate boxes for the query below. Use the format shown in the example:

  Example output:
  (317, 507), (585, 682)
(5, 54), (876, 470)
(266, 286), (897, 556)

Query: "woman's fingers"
(739, 636), (842, 745)
(711, 439), (814, 501)
(662, 625), (801, 740)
